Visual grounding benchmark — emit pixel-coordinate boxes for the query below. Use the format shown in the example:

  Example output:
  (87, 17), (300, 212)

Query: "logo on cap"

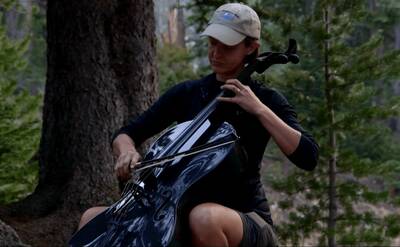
(217, 11), (236, 22)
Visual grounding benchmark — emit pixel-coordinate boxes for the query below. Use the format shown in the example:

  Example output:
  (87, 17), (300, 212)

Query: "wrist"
(253, 104), (269, 119)
(112, 134), (136, 157)
(117, 148), (137, 157)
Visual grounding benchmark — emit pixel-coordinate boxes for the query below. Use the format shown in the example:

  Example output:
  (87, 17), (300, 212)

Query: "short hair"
(243, 37), (259, 64)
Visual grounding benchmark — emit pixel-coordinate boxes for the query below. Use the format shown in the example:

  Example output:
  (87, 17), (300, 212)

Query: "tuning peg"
(288, 54), (299, 64)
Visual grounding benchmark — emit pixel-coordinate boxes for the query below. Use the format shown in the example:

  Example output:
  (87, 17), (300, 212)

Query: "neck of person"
(215, 67), (244, 82)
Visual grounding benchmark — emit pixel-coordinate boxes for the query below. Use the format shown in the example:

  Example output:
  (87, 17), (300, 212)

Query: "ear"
(247, 41), (260, 55)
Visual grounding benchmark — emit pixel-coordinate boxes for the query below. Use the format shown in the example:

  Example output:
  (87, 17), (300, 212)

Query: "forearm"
(218, 79), (317, 169)
(254, 105), (301, 155)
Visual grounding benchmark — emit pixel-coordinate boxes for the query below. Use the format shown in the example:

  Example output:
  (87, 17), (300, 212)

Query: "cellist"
(78, 3), (318, 247)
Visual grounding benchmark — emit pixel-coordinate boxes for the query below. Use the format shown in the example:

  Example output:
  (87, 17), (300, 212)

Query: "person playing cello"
(77, 3), (318, 247)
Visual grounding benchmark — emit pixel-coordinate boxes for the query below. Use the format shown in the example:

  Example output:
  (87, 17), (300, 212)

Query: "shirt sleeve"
(112, 83), (186, 146)
(267, 90), (319, 171)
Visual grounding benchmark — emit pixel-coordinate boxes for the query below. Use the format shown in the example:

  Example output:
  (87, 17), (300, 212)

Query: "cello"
(69, 39), (299, 247)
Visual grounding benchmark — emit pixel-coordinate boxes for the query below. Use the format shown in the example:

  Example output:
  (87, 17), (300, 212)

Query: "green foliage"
(157, 43), (198, 93)
(1, 0), (47, 91)
(188, 0), (400, 245)
(0, 11), (41, 204)
(0, 0), (15, 9)
(255, 0), (400, 245)
(21, 3), (46, 91)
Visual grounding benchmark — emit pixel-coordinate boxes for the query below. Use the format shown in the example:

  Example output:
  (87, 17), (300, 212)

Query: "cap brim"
(201, 23), (246, 46)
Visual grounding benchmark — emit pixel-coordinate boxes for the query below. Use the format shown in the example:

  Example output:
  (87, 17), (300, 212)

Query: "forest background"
(0, 0), (400, 246)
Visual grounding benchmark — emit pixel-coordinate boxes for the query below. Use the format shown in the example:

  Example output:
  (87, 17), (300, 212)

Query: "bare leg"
(189, 202), (243, 247)
(78, 206), (108, 230)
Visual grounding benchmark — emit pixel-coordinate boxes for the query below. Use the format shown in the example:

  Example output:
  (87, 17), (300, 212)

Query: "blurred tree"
(23, 0), (46, 92)
(0, 0), (158, 246)
(254, 0), (400, 245)
(187, 0), (400, 245)
(0, 9), (40, 205)
(0, 2), (41, 245)
(1, 0), (46, 92)
(157, 43), (197, 93)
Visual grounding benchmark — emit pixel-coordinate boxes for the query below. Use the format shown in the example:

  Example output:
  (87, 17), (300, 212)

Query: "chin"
(211, 66), (227, 75)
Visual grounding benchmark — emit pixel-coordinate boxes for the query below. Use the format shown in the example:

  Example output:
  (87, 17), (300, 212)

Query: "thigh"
(71, 206), (110, 246)
(79, 206), (108, 229)
(238, 212), (278, 247)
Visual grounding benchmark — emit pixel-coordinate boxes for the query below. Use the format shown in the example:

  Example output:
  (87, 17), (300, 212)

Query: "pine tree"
(157, 43), (198, 94)
(187, 0), (400, 245)
(22, 1), (46, 92)
(0, 9), (41, 203)
(255, 0), (400, 245)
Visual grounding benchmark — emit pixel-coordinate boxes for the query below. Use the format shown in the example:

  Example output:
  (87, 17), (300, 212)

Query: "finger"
(217, 96), (236, 103)
(129, 153), (141, 170)
(221, 84), (241, 94)
(123, 155), (135, 179)
(115, 155), (130, 180)
(115, 151), (141, 180)
(117, 164), (126, 180)
(125, 152), (141, 177)
(114, 158), (123, 176)
(130, 160), (140, 170)
(225, 79), (245, 90)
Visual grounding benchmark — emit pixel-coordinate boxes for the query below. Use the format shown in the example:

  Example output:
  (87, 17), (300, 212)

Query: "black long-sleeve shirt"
(114, 73), (319, 225)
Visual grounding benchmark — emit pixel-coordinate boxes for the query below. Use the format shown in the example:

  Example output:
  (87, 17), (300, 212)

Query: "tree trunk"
(0, 220), (29, 247)
(389, 24), (400, 136)
(176, 0), (186, 48)
(324, 7), (337, 247)
(4, 0), (32, 40)
(1, 0), (157, 246)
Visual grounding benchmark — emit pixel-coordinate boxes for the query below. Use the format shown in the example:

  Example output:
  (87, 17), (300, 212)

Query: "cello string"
(112, 157), (149, 214)
(109, 161), (146, 215)
(112, 164), (159, 221)
(112, 162), (156, 221)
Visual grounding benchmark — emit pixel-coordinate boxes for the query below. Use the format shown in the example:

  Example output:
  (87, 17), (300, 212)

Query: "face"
(208, 37), (258, 81)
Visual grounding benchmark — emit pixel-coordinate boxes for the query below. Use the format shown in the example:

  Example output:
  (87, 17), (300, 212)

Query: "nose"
(211, 44), (223, 59)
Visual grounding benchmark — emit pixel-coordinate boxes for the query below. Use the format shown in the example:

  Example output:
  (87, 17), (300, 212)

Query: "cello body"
(69, 120), (242, 247)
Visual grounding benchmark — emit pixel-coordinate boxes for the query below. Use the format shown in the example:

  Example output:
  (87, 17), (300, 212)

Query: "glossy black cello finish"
(69, 39), (299, 247)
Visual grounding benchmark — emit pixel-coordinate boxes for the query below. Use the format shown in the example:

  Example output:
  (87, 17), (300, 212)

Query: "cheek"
(235, 51), (247, 64)
(208, 48), (213, 58)
(208, 50), (214, 65)
(208, 44), (216, 53)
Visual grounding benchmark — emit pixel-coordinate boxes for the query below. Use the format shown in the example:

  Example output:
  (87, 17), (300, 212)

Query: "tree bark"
(176, 0), (186, 48)
(389, 25), (400, 136)
(4, 0), (32, 40)
(0, 220), (29, 247)
(324, 7), (337, 247)
(1, 0), (157, 246)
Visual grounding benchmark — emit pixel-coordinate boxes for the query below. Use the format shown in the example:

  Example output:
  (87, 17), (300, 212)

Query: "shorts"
(238, 211), (279, 247)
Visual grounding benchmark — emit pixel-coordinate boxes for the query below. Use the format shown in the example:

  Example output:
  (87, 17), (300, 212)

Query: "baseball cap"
(201, 3), (261, 46)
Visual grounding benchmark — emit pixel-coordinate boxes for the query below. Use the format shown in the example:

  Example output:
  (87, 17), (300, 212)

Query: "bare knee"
(189, 203), (243, 247)
(78, 206), (107, 230)
(189, 203), (219, 231)
(189, 203), (228, 246)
